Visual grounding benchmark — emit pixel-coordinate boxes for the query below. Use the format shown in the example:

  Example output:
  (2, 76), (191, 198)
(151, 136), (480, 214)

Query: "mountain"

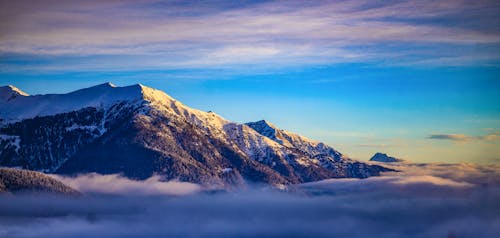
(246, 120), (344, 161)
(369, 153), (404, 163)
(0, 83), (390, 188)
(0, 85), (29, 102)
(0, 167), (79, 195)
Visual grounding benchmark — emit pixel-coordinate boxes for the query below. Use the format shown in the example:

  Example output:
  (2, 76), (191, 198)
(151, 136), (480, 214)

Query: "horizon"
(1, 0), (499, 164)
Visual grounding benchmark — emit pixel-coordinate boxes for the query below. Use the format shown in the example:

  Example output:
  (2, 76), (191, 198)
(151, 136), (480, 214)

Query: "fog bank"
(1, 163), (499, 238)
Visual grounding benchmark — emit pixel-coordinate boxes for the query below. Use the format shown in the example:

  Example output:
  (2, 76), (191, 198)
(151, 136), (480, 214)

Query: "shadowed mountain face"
(0, 167), (78, 195)
(0, 83), (390, 188)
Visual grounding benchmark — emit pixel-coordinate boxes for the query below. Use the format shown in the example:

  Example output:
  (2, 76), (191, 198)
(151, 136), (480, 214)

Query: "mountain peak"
(99, 82), (116, 88)
(369, 152), (404, 163)
(245, 120), (281, 141)
(0, 83), (149, 122)
(250, 120), (278, 129)
(0, 82), (181, 123)
(246, 119), (346, 162)
(74, 82), (117, 92)
(135, 83), (175, 102)
(0, 85), (29, 101)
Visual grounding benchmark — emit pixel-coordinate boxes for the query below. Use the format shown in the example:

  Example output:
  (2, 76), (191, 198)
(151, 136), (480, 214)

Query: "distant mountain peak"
(105, 82), (116, 87)
(96, 82), (116, 88)
(0, 85), (29, 101)
(72, 82), (117, 92)
(369, 152), (404, 163)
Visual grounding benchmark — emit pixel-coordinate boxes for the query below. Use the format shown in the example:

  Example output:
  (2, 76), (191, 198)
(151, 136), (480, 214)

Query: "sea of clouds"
(0, 163), (498, 238)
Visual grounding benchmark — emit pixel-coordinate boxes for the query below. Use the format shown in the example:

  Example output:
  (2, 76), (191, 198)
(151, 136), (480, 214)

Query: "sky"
(0, 0), (499, 164)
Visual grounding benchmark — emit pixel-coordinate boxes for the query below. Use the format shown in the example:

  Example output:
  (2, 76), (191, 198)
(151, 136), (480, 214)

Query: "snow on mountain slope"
(0, 83), (390, 187)
(246, 120), (345, 161)
(0, 83), (285, 173)
(136, 85), (286, 163)
(0, 85), (29, 102)
(0, 83), (317, 162)
(0, 83), (143, 123)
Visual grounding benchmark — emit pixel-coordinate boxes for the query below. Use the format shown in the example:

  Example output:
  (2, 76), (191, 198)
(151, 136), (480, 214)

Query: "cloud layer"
(1, 0), (499, 71)
(51, 173), (201, 196)
(0, 162), (499, 238)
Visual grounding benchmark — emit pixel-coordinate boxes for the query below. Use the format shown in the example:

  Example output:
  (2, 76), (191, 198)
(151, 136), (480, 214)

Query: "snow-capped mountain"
(0, 83), (390, 188)
(246, 120), (345, 161)
(0, 82), (142, 123)
(0, 85), (29, 102)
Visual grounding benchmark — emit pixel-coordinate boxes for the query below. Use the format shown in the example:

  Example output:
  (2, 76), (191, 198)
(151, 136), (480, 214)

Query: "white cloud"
(1, 162), (498, 237)
(389, 175), (473, 187)
(51, 173), (201, 196)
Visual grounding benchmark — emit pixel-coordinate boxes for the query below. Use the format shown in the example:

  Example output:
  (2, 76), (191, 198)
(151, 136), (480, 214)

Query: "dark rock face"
(0, 167), (79, 195)
(58, 108), (291, 187)
(0, 107), (105, 171)
(0, 83), (392, 188)
(369, 153), (404, 163)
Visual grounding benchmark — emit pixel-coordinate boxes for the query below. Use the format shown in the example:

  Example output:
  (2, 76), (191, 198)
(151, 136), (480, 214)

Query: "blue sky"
(1, 0), (499, 163)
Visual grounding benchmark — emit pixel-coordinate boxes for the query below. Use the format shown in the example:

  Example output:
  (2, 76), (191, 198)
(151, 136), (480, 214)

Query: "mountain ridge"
(0, 83), (391, 188)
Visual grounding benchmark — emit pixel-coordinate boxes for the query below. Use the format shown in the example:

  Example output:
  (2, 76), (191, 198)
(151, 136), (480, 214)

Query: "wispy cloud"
(51, 173), (201, 196)
(428, 134), (472, 141)
(427, 132), (500, 142)
(1, 0), (499, 71)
